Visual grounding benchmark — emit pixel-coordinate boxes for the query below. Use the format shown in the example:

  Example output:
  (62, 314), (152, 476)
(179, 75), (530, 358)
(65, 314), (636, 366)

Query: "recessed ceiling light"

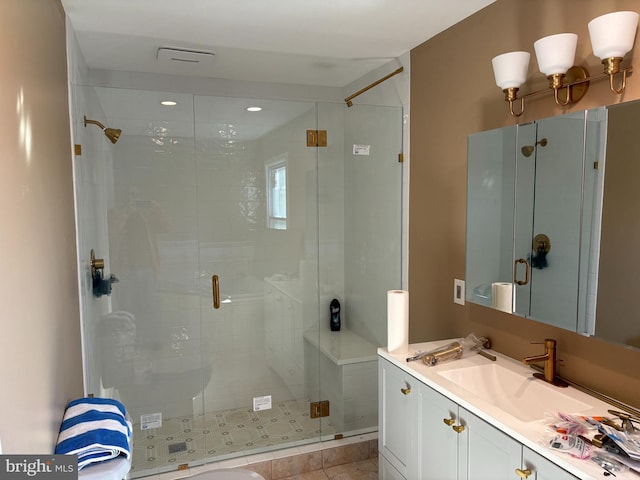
(161, 100), (178, 106)
(246, 106), (262, 112)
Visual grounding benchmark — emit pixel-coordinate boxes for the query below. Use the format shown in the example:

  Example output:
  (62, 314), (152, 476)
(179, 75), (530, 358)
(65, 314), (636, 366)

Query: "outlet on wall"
(454, 279), (465, 305)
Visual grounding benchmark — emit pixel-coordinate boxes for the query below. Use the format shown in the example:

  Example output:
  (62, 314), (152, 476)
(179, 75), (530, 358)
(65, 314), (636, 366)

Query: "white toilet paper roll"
(387, 290), (409, 354)
(491, 282), (513, 313)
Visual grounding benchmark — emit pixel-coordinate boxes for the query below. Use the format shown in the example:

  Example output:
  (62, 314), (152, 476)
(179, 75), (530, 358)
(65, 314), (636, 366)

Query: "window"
(266, 156), (287, 230)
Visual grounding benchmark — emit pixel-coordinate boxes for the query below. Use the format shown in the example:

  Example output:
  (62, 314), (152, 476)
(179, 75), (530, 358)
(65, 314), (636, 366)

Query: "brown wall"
(0, 1), (84, 452)
(409, 0), (640, 407)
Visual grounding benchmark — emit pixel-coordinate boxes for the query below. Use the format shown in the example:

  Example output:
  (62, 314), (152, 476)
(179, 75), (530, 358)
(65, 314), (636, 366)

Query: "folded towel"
(55, 397), (132, 470)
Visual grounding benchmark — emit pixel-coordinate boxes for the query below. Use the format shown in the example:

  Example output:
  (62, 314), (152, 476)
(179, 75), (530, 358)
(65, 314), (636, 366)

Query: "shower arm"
(344, 66), (404, 107)
(84, 116), (107, 130)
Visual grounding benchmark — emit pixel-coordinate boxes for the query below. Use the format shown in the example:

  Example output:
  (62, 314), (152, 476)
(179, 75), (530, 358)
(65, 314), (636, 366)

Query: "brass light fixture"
(84, 116), (122, 144)
(492, 11), (639, 117)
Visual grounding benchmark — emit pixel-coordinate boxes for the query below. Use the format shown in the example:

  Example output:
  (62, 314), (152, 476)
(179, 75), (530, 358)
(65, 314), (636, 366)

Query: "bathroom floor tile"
(323, 459), (378, 480)
(279, 471), (330, 480)
(130, 399), (336, 477)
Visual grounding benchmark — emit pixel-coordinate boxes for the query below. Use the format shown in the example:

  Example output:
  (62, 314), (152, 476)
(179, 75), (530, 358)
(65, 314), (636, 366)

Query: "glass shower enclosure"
(72, 86), (402, 477)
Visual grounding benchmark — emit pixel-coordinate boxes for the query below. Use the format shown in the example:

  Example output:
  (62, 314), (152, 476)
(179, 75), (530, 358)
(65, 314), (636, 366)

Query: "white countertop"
(379, 341), (640, 480)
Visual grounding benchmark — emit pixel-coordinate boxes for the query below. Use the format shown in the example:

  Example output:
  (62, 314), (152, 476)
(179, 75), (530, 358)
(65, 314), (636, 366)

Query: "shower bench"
(303, 328), (378, 434)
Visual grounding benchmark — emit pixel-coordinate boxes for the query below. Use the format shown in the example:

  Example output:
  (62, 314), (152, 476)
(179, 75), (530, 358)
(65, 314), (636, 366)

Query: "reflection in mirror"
(596, 101), (640, 349)
(466, 107), (613, 343)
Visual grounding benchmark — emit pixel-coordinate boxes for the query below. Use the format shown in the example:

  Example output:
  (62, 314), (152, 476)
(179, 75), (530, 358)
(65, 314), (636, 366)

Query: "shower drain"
(168, 442), (188, 454)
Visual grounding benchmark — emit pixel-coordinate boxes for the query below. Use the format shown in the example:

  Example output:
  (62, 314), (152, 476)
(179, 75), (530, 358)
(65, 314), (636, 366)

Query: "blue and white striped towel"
(55, 397), (132, 470)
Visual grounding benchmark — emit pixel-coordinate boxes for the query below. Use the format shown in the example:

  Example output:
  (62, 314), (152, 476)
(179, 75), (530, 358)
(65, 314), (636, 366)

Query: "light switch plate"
(454, 279), (465, 305)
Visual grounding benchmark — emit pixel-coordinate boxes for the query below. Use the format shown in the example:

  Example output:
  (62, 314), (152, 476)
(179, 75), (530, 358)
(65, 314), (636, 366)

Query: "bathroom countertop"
(379, 341), (640, 480)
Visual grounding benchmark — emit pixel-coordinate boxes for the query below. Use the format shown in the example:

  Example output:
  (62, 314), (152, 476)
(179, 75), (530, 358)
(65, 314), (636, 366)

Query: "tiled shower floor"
(130, 398), (336, 477)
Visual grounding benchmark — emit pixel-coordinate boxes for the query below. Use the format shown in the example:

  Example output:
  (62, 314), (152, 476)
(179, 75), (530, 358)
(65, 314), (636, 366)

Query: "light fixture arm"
(609, 67), (629, 94)
(503, 88), (525, 117)
(501, 65), (632, 117)
(553, 85), (572, 107)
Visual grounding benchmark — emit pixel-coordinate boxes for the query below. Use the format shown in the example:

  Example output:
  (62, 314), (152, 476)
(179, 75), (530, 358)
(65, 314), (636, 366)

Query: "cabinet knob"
(452, 424), (465, 434)
(443, 418), (455, 426)
(515, 468), (532, 479)
(400, 387), (411, 395)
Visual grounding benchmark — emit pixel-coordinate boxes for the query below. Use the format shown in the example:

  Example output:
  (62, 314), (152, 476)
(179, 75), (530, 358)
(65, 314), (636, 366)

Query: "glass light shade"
(492, 51), (530, 89)
(534, 33), (578, 76)
(588, 11), (639, 60)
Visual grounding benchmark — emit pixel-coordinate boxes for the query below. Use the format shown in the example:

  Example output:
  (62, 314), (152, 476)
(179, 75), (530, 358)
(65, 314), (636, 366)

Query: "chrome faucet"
(522, 339), (568, 388)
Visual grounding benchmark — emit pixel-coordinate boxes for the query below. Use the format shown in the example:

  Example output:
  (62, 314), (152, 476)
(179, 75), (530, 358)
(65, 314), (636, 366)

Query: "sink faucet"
(522, 339), (568, 388)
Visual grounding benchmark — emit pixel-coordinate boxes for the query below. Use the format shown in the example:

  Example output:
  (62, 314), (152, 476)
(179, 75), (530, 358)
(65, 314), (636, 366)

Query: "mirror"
(466, 101), (640, 351)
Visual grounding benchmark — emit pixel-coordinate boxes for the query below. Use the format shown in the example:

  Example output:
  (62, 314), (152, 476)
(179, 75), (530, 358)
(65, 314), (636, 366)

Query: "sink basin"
(437, 363), (592, 422)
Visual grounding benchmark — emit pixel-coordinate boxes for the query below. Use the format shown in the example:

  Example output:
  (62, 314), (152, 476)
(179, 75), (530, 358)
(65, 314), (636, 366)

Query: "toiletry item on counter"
(543, 433), (592, 459)
(330, 298), (341, 331)
(387, 290), (408, 354)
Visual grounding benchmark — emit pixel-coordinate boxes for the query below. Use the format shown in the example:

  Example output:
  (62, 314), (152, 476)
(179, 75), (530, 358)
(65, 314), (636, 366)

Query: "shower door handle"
(212, 274), (220, 309)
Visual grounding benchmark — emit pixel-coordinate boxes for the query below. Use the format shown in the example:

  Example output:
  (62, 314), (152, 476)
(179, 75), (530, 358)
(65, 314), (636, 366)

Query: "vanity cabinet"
(522, 447), (580, 480)
(379, 356), (418, 478)
(379, 357), (580, 480)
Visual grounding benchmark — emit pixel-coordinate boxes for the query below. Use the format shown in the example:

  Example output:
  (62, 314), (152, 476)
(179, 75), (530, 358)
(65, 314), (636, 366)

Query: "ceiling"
(61, 0), (495, 88)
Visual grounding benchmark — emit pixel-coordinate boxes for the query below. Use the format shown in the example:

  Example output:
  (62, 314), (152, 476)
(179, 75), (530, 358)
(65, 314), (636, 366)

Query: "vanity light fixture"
(160, 100), (177, 106)
(492, 11), (639, 117)
(246, 106), (262, 112)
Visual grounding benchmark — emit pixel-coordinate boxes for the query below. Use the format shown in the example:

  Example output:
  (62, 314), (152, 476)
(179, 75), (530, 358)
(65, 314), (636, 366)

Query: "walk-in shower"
(72, 87), (402, 477)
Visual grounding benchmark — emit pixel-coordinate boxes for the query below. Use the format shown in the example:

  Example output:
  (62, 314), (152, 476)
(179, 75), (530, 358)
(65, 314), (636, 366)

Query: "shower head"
(520, 138), (548, 157)
(84, 116), (122, 144)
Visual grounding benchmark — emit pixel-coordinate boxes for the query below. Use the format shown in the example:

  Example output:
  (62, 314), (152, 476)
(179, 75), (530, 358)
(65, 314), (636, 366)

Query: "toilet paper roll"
(491, 282), (513, 313)
(387, 290), (409, 354)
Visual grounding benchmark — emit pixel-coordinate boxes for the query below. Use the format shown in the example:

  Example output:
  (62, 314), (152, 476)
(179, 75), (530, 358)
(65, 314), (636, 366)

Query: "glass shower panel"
(91, 88), (206, 477)
(192, 96), (324, 455)
(314, 102), (402, 435)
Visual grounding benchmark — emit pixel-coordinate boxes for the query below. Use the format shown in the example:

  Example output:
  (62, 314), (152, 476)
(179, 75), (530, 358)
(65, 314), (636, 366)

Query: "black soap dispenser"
(330, 299), (341, 331)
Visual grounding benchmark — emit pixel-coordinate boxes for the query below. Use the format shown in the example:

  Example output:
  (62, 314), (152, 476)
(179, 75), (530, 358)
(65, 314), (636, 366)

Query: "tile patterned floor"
(131, 399), (336, 477)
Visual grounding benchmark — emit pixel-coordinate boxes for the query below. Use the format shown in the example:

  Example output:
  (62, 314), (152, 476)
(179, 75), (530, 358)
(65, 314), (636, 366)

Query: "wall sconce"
(492, 11), (639, 117)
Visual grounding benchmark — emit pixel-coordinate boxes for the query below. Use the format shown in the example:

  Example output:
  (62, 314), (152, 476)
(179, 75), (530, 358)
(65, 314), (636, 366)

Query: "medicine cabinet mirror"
(466, 99), (640, 352)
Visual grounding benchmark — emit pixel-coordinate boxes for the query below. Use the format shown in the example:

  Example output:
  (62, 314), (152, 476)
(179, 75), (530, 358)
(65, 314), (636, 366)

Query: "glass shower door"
(92, 89), (324, 477)
(80, 87), (403, 478)
(192, 95), (325, 456)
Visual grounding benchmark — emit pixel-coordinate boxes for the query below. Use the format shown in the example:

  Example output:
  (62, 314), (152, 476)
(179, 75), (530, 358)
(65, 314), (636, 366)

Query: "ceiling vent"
(156, 47), (215, 66)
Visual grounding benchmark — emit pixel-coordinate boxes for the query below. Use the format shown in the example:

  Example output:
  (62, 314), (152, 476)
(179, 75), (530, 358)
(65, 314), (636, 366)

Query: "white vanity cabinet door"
(460, 408), (522, 480)
(380, 454), (407, 480)
(379, 358), (418, 478)
(521, 447), (579, 480)
(416, 381), (460, 480)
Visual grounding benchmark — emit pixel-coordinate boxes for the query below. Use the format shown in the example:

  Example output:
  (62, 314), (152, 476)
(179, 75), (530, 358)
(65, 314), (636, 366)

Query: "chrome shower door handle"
(212, 274), (220, 309)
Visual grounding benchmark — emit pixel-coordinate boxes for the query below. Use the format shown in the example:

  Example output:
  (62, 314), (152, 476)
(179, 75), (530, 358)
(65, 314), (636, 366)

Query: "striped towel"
(55, 397), (132, 470)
